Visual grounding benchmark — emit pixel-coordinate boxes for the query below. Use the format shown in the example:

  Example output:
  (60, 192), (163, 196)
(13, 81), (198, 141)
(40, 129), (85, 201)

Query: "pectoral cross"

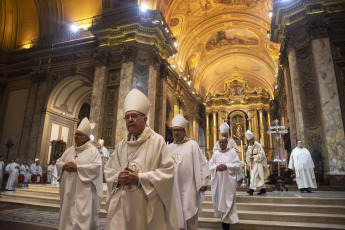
(74, 155), (78, 160)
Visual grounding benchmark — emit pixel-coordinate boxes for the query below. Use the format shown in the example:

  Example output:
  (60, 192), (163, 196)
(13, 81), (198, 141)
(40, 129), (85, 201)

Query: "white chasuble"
(56, 142), (103, 230)
(245, 141), (269, 189)
(288, 147), (317, 189)
(104, 127), (178, 230)
(168, 139), (211, 229)
(209, 149), (241, 224)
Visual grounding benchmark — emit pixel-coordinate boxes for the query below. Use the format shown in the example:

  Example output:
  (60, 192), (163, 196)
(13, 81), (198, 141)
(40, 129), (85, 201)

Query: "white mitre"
(77, 117), (95, 136)
(124, 88), (150, 115)
(172, 114), (188, 129)
(245, 130), (254, 140)
(35, 158), (40, 162)
(219, 122), (230, 134)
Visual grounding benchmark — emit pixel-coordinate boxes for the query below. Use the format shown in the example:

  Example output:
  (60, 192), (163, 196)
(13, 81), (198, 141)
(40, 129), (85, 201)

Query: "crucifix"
(74, 155), (78, 160)
(267, 119), (288, 176)
(267, 119), (289, 192)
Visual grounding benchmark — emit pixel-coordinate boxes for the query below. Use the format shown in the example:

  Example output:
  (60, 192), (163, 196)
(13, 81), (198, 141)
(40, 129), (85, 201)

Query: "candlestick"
(241, 140), (244, 162)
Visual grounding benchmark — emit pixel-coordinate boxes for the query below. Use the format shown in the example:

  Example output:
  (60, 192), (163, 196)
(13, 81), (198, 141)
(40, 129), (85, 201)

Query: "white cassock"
(288, 147), (317, 189)
(56, 142), (103, 230)
(209, 148), (241, 224)
(246, 141), (269, 190)
(30, 163), (42, 182)
(0, 161), (4, 185)
(6, 162), (20, 190)
(5, 163), (11, 173)
(104, 127), (178, 230)
(213, 138), (238, 153)
(168, 139), (211, 229)
(48, 164), (58, 186)
(20, 164), (30, 183)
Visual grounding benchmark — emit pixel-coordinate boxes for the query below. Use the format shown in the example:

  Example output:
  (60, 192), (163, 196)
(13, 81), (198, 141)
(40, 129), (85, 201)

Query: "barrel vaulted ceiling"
(0, 0), (279, 98)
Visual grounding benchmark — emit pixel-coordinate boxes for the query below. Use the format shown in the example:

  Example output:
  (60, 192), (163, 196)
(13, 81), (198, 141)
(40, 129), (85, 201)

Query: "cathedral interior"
(0, 0), (344, 185)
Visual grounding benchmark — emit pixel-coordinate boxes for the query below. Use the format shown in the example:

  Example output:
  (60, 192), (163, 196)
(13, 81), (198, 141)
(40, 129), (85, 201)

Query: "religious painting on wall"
(206, 29), (259, 52)
(50, 140), (66, 163)
(230, 113), (246, 145)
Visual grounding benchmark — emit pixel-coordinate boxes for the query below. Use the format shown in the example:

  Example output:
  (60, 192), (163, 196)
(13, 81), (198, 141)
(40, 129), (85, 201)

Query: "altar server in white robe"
(6, 158), (20, 191)
(48, 160), (58, 186)
(168, 114), (211, 230)
(213, 123), (239, 153)
(56, 117), (103, 230)
(288, 140), (317, 193)
(0, 156), (4, 188)
(104, 88), (178, 230)
(245, 130), (269, 195)
(210, 137), (242, 230)
(5, 160), (13, 173)
(20, 161), (30, 187)
(30, 158), (42, 182)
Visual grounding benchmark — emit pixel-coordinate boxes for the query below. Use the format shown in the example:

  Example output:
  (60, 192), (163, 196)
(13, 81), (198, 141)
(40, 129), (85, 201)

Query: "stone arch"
(39, 75), (92, 165)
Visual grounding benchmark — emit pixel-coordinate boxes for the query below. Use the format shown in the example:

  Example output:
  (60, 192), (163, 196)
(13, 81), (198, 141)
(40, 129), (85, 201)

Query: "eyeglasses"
(123, 113), (144, 121)
(219, 141), (227, 144)
(172, 129), (184, 133)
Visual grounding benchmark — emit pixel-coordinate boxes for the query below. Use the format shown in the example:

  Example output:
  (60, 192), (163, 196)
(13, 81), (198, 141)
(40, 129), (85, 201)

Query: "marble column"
(206, 113), (210, 150)
(212, 112), (217, 147)
(288, 48), (305, 141)
(253, 110), (259, 141)
(312, 38), (345, 176)
(159, 76), (167, 137)
(147, 65), (158, 129)
(247, 111), (252, 132)
(90, 66), (108, 142)
(115, 62), (134, 144)
(28, 78), (49, 162)
(258, 109), (265, 147)
(267, 110), (273, 148)
(282, 65), (297, 147)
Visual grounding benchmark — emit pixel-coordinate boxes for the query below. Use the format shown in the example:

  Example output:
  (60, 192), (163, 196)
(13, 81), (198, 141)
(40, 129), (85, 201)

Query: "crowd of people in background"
(0, 156), (58, 191)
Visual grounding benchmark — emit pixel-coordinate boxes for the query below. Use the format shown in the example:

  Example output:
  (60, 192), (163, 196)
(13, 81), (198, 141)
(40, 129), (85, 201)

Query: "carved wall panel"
(102, 87), (119, 148)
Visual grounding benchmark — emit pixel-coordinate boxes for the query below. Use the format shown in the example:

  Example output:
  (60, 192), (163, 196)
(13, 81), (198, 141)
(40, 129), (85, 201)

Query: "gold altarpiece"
(204, 68), (274, 173)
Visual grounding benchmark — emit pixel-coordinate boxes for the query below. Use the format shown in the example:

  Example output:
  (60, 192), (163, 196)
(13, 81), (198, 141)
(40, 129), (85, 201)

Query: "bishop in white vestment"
(104, 88), (178, 230)
(168, 114), (210, 230)
(245, 130), (269, 195)
(56, 117), (103, 230)
(288, 141), (317, 193)
(213, 123), (239, 153)
(210, 137), (242, 230)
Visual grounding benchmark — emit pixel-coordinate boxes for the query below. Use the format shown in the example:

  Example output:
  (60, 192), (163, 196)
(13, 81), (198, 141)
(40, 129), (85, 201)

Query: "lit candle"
(241, 140), (244, 162)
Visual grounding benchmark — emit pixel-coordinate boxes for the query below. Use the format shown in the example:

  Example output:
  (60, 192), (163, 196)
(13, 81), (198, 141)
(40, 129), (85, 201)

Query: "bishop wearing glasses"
(104, 88), (178, 230)
(56, 117), (103, 230)
(168, 114), (210, 230)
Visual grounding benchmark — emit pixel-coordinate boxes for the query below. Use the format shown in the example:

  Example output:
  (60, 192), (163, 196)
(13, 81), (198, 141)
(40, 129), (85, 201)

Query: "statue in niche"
(231, 116), (245, 144)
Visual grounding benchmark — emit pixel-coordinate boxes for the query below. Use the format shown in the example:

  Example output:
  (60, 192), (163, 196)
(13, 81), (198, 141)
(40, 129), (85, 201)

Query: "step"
(199, 208), (345, 225)
(201, 201), (345, 214)
(198, 218), (345, 230)
(0, 192), (108, 210)
(13, 189), (107, 202)
(237, 210), (345, 225)
(27, 184), (109, 195)
(0, 198), (108, 218)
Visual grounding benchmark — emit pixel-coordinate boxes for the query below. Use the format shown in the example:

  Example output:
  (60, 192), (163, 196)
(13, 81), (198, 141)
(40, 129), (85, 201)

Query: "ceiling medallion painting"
(206, 29), (259, 51)
(214, 0), (259, 7)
